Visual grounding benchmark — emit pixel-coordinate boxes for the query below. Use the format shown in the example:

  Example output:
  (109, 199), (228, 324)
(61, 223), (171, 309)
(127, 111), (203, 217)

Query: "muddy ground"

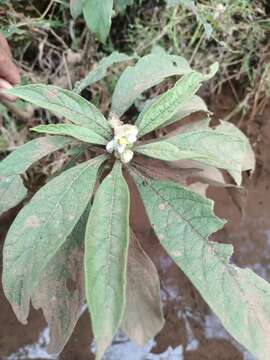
(0, 96), (269, 360)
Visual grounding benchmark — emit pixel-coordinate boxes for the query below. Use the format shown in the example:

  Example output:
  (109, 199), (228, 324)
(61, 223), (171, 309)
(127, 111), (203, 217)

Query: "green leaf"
(111, 52), (192, 117)
(114, 0), (134, 13)
(74, 51), (132, 94)
(160, 95), (209, 128)
(4, 85), (112, 139)
(136, 63), (218, 137)
(167, 126), (247, 185)
(85, 161), (130, 359)
(214, 120), (255, 173)
(0, 136), (72, 177)
(138, 122), (247, 185)
(32, 124), (107, 145)
(139, 95), (208, 132)
(0, 175), (27, 216)
(70, 0), (83, 18)
(121, 231), (164, 345)
(133, 172), (270, 360)
(32, 209), (88, 354)
(82, 0), (113, 44)
(2, 155), (107, 323)
(135, 141), (182, 161)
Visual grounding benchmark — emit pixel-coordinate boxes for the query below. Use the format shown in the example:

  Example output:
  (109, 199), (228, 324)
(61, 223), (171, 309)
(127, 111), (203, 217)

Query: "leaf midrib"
(48, 90), (111, 137)
(134, 170), (257, 320)
(132, 167), (232, 270)
(104, 163), (120, 304)
(21, 86), (111, 137)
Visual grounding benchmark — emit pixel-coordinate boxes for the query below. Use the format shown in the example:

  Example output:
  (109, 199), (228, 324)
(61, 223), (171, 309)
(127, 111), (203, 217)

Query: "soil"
(0, 102), (269, 360)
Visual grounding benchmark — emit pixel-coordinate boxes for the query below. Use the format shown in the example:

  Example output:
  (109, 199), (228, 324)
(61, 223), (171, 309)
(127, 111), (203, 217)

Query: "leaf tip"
(205, 62), (219, 80)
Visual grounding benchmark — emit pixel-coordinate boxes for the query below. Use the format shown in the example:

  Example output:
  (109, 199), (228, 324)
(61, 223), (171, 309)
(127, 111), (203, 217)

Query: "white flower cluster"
(106, 121), (138, 163)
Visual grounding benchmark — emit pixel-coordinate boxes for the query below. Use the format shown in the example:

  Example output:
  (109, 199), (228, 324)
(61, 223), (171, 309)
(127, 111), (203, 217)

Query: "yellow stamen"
(118, 137), (127, 146)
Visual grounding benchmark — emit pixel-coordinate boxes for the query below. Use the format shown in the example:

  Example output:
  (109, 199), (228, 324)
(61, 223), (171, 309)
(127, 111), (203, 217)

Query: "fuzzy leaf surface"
(2, 155), (106, 324)
(82, 0), (113, 43)
(140, 95), (208, 131)
(111, 52), (191, 117)
(0, 176), (27, 216)
(143, 126), (246, 185)
(74, 51), (132, 94)
(85, 161), (129, 359)
(215, 121), (255, 173)
(160, 95), (209, 128)
(0, 136), (72, 177)
(5, 85), (112, 139)
(135, 141), (182, 161)
(133, 172), (270, 360)
(121, 231), (164, 345)
(168, 127), (247, 185)
(178, 120), (254, 181)
(136, 64), (218, 137)
(32, 124), (107, 145)
(32, 209), (88, 354)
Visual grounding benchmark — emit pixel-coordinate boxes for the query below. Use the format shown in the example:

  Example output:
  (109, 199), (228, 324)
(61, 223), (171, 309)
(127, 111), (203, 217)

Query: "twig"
(63, 53), (72, 90)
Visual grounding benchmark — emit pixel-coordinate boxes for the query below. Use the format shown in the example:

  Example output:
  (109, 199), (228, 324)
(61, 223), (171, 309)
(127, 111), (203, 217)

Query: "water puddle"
(5, 328), (52, 360)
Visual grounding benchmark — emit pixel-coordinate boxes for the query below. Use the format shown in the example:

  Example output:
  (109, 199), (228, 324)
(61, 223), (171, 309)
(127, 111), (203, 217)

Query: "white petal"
(114, 124), (138, 138)
(123, 124), (138, 135)
(106, 140), (117, 153)
(126, 134), (137, 144)
(120, 149), (134, 163)
(116, 144), (126, 154)
(114, 127), (125, 138)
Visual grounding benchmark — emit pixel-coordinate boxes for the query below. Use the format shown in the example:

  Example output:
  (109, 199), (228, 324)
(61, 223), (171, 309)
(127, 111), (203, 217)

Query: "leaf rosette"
(1, 51), (268, 360)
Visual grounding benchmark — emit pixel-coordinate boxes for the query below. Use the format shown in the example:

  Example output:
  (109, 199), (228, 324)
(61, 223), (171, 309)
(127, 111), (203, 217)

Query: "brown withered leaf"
(32, 212), (87, 355)
(121, 231), (165, 346)
(183, 162), (248, 215)
(188, 182), (209, 197)
(226, 186), (247, 216)
(132, 156), (200, 185)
